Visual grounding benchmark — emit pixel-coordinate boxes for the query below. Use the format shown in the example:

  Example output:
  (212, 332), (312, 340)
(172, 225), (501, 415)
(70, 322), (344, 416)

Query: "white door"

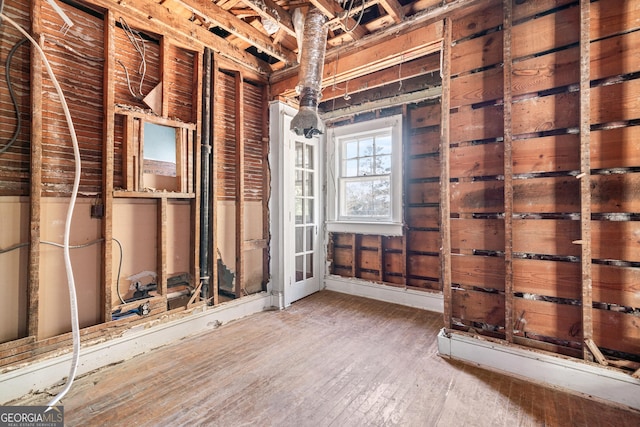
(287, 134), (320, 304)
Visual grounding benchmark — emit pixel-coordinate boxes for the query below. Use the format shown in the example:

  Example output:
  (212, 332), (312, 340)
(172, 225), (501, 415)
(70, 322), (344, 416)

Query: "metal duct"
(291, 7), (327, 138)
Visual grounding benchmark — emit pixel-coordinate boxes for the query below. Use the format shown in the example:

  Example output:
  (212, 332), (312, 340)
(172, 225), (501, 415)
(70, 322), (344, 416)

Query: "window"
(326, 115), (403, 235)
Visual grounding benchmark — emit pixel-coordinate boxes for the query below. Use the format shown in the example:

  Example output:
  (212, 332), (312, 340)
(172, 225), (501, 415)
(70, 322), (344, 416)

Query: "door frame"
(268, 101), (324, 308)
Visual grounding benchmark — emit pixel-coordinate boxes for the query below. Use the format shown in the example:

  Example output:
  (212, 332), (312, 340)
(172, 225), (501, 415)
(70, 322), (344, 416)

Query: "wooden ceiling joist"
(379, 0), (404, 23)
(84, 0), (272, 77)
(173, 0), (297, 64)
(309, 0), (368, 39)
(241, 0), (297, 38)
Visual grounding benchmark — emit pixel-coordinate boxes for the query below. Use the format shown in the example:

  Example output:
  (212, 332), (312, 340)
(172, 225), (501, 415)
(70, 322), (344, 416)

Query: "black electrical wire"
(0, 242), (28, 254)
(1, 38), (28, 156)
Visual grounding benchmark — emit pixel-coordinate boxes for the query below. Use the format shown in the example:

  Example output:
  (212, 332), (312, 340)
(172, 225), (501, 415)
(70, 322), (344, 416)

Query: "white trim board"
(0, 293), (272, 404)
(437, 328), (640, 411)
(324, 275), (444, 313)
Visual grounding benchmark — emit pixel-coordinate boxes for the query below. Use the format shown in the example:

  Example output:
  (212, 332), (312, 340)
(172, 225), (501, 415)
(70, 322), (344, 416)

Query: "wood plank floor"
(11, 291), (640, 426)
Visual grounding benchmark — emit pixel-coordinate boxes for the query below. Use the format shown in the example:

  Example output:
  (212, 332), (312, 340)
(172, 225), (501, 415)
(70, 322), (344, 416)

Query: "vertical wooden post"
(440, 18), (453, 329)
(377, 235), (383, 282)
(352, 234), (360, 278)
(192, 49), (203, 301)
(28, 0), (43, 338)
(211, 57), (219, 306)
(160, 38), (170, 118)
(158, 197), (168, 298)
(402, 104), (408, 288)
(103, 10), (116, 320)
(235, 71), (245, 298)
(503, 0), (514, 343)
(261, 85), (270, 290)
(579, 0), (593, 361)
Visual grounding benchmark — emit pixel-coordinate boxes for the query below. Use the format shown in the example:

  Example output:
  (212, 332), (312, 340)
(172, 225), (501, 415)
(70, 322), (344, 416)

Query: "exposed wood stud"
(579, 0), (593, 361)
(192, 49), (204, 302)
(161, 37), (170, 117)
(211, 55), (220, 306)
(440, 17), (452, 329)
(158, 197), (168, 298)
(28, 0), (44, 338)
(261, 84), (270, 290)
(235, 70), (245, 298)
(379, 0), (405, 23)
(584, 338), (608, 366)
(503, 0), (514, 343)
(103, 10), (116, 321)
(377, 235), (384, 282)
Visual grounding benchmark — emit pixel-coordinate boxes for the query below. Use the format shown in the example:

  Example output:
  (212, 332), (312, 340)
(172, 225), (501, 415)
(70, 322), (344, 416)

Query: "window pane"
(295, 170), (303, 197)
(305, 253), (313, 279)
(295, 142), (304, 167)
(305, 198), (314, 223)
(305, 171), (314, 197)
(359, 138), (374, 157)
(359, 157), (373, 176)
(306, 225), (314, 251)
(344, 159), (358, 177)
(305, 144), (313, 169)
(343, 178), (390, 217)
(376, 154), (391, 174)
(295, 197), (303, 224)
(376, 134), (392, 155)
(345, 141), (358, 159)
(295, 226), (303, 253)
(296, 255), (304, 282)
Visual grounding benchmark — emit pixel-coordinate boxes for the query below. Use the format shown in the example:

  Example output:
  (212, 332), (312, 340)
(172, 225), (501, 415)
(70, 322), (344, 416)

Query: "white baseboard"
(437, 328), (640, 411)
(324, 275), (444, 313)
(0, 293), (272, 404)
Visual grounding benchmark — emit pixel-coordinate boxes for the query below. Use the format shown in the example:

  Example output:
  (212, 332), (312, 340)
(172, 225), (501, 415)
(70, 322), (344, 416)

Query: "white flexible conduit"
(0, 13), (82, 409)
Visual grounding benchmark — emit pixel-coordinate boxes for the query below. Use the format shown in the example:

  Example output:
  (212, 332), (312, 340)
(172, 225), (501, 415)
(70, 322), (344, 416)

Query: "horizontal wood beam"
(241, 0), (296, 38)
(310, 0), (367, 39)
(271, 22), (442, 99)
(379, 0), (404, 23)
(83, 0), (271, 76)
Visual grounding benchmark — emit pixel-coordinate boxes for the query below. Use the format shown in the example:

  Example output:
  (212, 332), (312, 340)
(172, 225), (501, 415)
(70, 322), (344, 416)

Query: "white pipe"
(0, 13), (82, 410)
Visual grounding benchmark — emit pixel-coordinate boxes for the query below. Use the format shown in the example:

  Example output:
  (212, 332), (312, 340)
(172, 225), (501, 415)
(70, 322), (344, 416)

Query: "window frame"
(326, 114), (403, 236)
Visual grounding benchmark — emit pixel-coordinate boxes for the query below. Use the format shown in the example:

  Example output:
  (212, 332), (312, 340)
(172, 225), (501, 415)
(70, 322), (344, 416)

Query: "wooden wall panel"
(449, 106), (504, 143)
(592, 264), (640, 308)
(408, 156), (439, 179)
(511, 6), (579, 60)
(406, 207), (439, 229)
(512, 92), (579, 136)
(451, 254), (505, 291)
(591, 79), (640, 125)
(0, 0), (31, 195)
(409, 128), (440, 156)
(451, 5), (502, 40)
(591, 126), (640, 169)
(591, 30), (640, 81)
(512, 47), (580, 97)
(407, 182), (439, 205)
(591, 173), (640, 213)
(450, 142), (504, 178)
(513, 134), (580, 174)
(450, 32), (503, 76)
(214, 71), (237, 201)
(593, 309), (640, 356)
(166, 44), (195, 123)
(513, 176), (580, 213)
(450, 67), (503, 108)
(407, 254), (439, 279)
(590, 0), (640, 41)
(450, 181), (504, 213)
(512, 0), (577, 22)
(592, 220), (640, 263)
(41, 1), (104, 194)
(512, 219), (580, 256)
(243, 81), (266, 202)
(451, 219), (505, 252)
(407, 230), (439, 253)
(513, 259), (581, 300)
(514, 298), (582, 342)
(452, 289), (505, 327)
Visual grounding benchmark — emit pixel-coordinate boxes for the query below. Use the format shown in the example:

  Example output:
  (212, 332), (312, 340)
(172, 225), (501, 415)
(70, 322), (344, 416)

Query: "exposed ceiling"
(155, 0), (447, 72)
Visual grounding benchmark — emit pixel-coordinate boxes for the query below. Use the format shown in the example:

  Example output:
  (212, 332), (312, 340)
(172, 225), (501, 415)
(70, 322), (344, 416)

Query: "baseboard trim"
(437, 328), (640, 411)
(0, 293), (272, 404)
(324, 275), (444, 313)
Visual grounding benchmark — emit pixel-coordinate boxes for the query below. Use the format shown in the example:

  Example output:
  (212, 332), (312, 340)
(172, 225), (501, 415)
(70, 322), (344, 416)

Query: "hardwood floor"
(11, 291), (640, 426)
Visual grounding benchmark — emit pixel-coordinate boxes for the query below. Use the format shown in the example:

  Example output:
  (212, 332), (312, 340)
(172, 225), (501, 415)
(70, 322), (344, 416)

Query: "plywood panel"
(512, 7), (579, 60)
(513, 134), (580, 174)
(513, 259), (581, 300)
(451, 254), (505, 291)
(512, 92), (579, 135)
(450, 142), (504, 178)
(593, 264), (640, 308)
(512, 219), (581, 256)
(513, 176), (580, 213)
(451, 180), (504, 213)
(449, 105), (504, 143)
(452, 289), (505, 326)
(451, 219), (505, 252)
(512, 47), (579, 97)
(451, 32), (503, 75)
(514, 298), (581, 342)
